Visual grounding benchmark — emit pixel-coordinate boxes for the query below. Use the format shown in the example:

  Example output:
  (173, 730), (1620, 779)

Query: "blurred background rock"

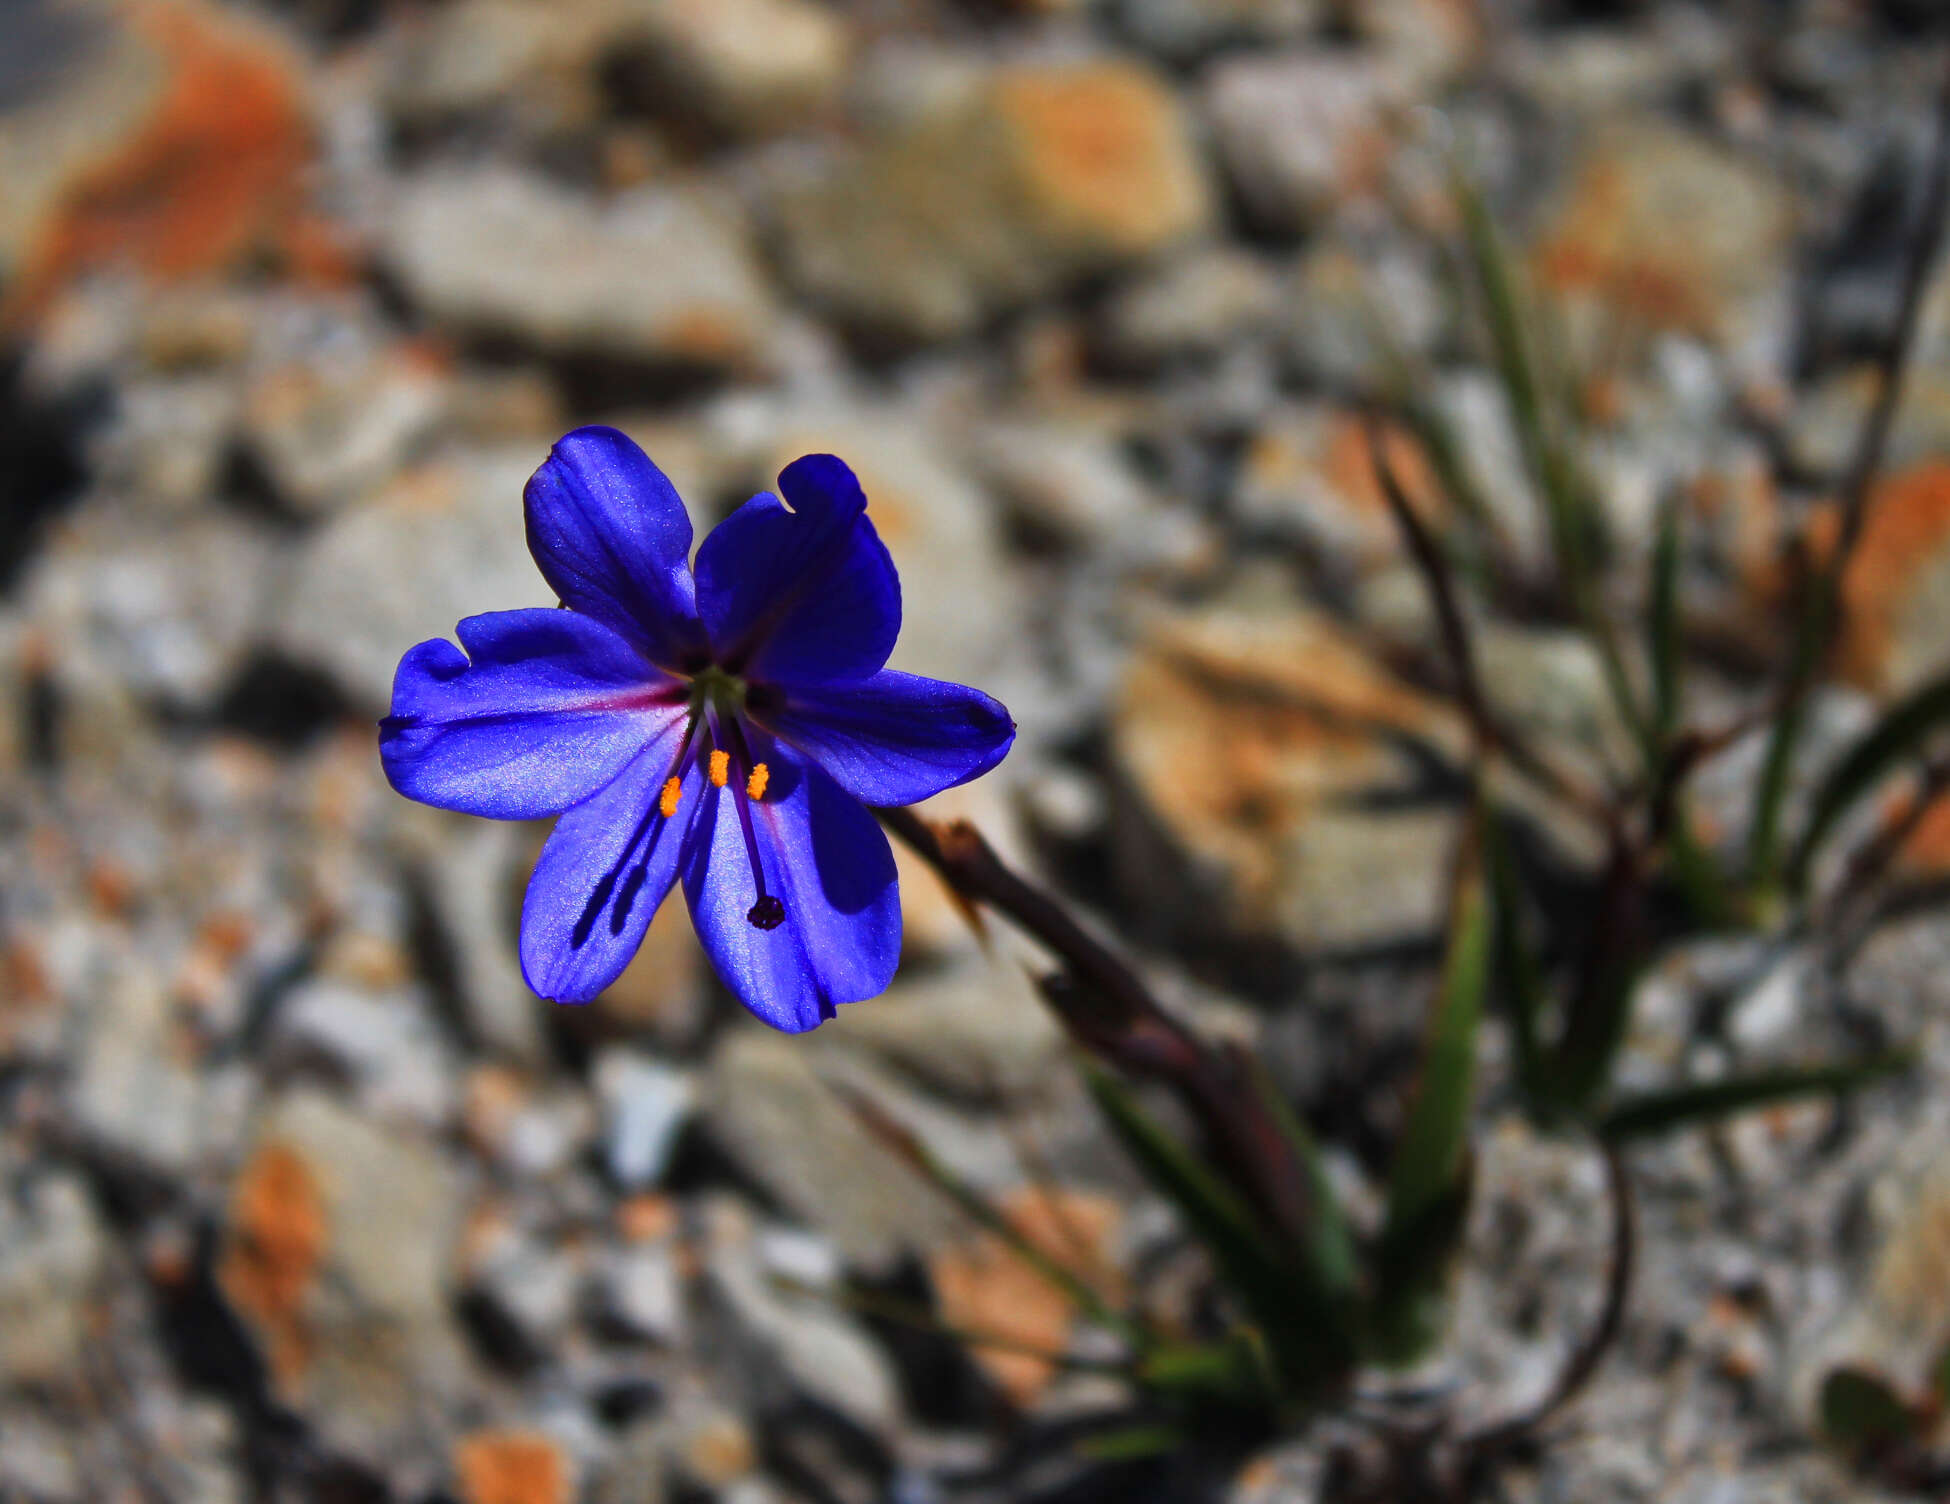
(1, 0), (1947, 1500)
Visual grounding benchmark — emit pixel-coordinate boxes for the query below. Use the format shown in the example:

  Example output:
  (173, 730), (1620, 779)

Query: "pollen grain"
(659, 777), (682, 817)
(708, 749), (730, 787)
(746, 762), (770, 801)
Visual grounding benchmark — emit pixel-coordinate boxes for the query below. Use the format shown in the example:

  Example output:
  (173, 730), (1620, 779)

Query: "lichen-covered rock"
(777, 61), (1212, 343)
(384, 169), (778, 370)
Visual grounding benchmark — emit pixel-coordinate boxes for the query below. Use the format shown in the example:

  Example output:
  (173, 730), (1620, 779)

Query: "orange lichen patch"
(928, 1187), (1123, 1408)
(993, 64), (1211, 257)
(617, 1192), (679, 1244)
(1836, 463), (1950, 694)
(3, 0), (312, 328)
(220, 1141), (326, 1388)
(665, 307), (755, 367)
(1321, 413), (1441, 525)
(1115, 607), (1460, 914)
(454, 1432), (572, 1504)
(1531, 129), (1790, 339)
(1886, 783), (1950, 878)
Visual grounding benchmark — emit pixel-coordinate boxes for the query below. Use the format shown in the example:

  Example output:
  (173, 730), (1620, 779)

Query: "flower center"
(684, 667), (781, 932)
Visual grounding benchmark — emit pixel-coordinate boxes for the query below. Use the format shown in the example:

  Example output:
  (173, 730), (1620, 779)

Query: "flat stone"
(1531, 120), (1796, 346)
(240, 342), (451, 517)
(1099, 245), (1282, 369)
(1232, 405), (1441, 574)
(777, 60), (1212, 343)
(1202, 49), (1401, 237)
(384, 168), (778, 371)
(272, 445), (551, 712)
(0, 1173), (105, 1387)
(825, 959), (1065, 1099)
(68, 961), (205, 1173)
(22, 499), (279, 708)
(699, 1028), (965, 1269)
(1109, 600), (1462, 951)
(1114, 0), (1319, 62)
(0, 0), (309, 326)
(233, 1090), (467, 1454)
(602, 0), (850, 137)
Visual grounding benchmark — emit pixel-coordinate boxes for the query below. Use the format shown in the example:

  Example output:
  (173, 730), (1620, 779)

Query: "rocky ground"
(3, 0), (1950, 1500)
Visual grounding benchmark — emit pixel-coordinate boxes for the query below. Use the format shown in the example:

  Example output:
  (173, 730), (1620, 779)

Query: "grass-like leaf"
(1599, 1051), (1915, 1140)
(1370, 819), (1490, 1362)
(1083, 1065), (1357, 1400)
(1485, 812), (1549, 1109)
(1787, 669), (1950, 894)
(1820, 1366), (1918, 1457)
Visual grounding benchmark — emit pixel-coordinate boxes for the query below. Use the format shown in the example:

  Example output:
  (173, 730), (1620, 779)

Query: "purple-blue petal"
(520, 733), (701, 1004)
(682, 735), (899, 1032)
(380, 608), (682, 820)
(525, 426), (706, 671)
(694, 454), (900, 688)
(761, 670), (1016, 808)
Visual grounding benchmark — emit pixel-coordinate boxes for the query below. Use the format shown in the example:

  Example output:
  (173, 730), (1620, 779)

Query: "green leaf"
(1788, 669), (1950, 893)
(1819, 1366), (1917, 1456)
(1599, 1051), (1915, 1140)
(1452, 164), (1647, 763)
(1485, 812), (1549, 1109)
(1243, 1055), (1361, 1303)
(1545, 841), (1649, 1115)
(1370, 822), (1490, 1364)
(1138, 1339), (1271, 1406)
(1647, 496), (1682, 746)
(1664, 804), (1744, 932)
(1382, 827), (1490, 1236)
(1083, 1066), (1356, 1399)
(1074, 1425), (1185, 1463)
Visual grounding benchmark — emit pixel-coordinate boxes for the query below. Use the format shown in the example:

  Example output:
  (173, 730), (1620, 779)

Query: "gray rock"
(0, 4), (168, 287)
(707, 1211), (902, 1428)
(1115, 0), (1319, 62)
(1100, 245), (1281, 369)
(602, 1241), (687, 1344)
(240, 345), (451, 517)
(700, 1029), (964, 1269)
(23, 501), (280, 709)
(69, 963), (205, 1174)
(1281, 238), (1446, 392)
(0, 1173), (105, 1387)
(602, 0), (850, 137)
(272, 445), (550, 711)
(1203, 49), (1402, 237)
(272, 978), (459, 1130)
(1272, 805), (1457, 953)
(826, 960), (1065, 1100)
(384, 168), (778, 370)
(969, 416), (1156, 548)
(776, 61), (1212, 343)
(242, 1090), (466, 1455)
(90, 374), (240, 511)
(594, 1049), (695, 1189)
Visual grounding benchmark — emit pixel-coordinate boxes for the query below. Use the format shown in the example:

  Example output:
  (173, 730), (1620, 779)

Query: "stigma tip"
(747, 895), (785, 930)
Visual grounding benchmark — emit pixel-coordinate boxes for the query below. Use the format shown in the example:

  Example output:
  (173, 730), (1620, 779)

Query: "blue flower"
(379, 426), (1015, 1031)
